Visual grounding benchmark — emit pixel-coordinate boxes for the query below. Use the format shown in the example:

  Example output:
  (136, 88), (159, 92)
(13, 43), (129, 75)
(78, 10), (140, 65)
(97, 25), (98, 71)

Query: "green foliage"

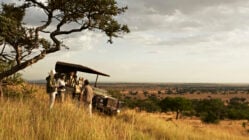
(1, 3), (26, 25)
(160, 97), (192, 119)
(123, 96), (161, 113)
(229, 97), (247, 105)
(45, 0), (129, 43)
(0, 4), (29, 46)
(5, 73), (24, 85)
(136, 99), (161, 112)
(0, 61), (8, 72)
(190, 98), (249, 123)
(226, 98), (249, 120)
(193, 99), (225, 123)
(200, 111), (220, 124)
(123, 94), (249, 123)
(107, 89), (122, 99)
(0, 61), (24, 84)
(0, 0), (129, 80)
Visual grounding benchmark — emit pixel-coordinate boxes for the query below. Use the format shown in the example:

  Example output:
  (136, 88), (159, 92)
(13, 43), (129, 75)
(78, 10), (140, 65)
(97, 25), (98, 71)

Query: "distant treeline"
(108, 90), (249, 124)
(100, 83), (249, 95)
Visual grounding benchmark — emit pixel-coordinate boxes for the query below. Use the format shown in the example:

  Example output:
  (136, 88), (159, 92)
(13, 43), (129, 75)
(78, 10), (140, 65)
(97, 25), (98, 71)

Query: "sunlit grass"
(0, 84), (248, 140)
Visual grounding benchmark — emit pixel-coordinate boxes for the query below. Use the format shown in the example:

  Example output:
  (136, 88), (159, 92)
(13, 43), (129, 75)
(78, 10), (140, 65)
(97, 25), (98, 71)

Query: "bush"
(226, 98), (249, 120)
(123, 96), (161, 112)
(160, 97), (192, 119)
(201, 112), (220, 124)
(193, 99), (225, 123)
(3, 83), (37, 99)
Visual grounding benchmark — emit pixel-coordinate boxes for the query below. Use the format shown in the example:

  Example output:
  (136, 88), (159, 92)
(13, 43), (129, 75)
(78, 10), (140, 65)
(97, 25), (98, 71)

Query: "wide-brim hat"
(49, 69), (56, 76)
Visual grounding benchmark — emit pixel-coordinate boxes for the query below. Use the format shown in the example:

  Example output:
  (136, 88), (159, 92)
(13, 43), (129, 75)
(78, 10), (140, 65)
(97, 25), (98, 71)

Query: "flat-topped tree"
(0, 0), (129, 82)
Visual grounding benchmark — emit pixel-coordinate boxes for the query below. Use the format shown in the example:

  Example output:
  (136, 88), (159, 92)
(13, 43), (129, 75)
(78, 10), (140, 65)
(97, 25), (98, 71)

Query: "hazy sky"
(3, 0), (249, 83)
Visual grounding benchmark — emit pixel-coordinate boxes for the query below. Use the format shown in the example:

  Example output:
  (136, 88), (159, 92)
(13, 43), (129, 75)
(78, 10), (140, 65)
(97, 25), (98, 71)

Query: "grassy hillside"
(0, 84), (248, 140)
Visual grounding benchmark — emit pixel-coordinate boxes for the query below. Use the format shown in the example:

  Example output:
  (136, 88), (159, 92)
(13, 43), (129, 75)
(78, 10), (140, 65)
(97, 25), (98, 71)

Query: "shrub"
(201, 112), (220, 124)
(193, 99), (225, 123)
(160, 97), (192, 119)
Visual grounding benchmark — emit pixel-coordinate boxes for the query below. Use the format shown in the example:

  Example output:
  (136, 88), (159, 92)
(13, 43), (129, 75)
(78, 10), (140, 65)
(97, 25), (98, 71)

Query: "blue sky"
(4, 0), (249, 83)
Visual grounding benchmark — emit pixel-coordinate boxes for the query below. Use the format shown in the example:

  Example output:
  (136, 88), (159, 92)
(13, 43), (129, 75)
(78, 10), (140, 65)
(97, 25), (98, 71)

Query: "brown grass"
(0, 84), (248, 140)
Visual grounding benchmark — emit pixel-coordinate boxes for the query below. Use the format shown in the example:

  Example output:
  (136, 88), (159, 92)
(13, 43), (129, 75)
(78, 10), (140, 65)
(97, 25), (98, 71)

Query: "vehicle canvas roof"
(55, 61), (110, 77)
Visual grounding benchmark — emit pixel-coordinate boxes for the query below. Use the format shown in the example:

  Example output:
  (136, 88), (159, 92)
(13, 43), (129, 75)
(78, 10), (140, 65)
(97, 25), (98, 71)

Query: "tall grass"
(0, 84), (248, 140)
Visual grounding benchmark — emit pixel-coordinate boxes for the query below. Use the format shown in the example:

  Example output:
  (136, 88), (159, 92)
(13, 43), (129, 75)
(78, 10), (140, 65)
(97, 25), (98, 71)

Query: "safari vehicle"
(55, 61), (122, 115)
(92, 88), (122, 115)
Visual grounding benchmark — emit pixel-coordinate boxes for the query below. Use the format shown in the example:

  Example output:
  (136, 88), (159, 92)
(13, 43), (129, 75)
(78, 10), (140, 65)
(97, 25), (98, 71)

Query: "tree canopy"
(0, 0), (129, 80)
(160, 97), (192, 119)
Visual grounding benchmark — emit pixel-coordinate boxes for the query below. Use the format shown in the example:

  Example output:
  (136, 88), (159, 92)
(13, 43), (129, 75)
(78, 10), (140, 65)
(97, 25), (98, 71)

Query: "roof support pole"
(95, 74), (99, 87)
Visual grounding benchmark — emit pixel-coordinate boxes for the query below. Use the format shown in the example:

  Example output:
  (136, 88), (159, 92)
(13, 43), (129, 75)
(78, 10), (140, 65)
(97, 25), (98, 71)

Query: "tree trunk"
(0, 80), (3, 100)
(0, 51), (47, 80)
(176, 110), (180, 120)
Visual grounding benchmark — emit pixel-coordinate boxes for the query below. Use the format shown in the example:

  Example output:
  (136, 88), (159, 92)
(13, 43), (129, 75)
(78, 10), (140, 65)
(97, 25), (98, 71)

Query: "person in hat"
(81, 79), (94, 117)
(46, 69), (58, 109)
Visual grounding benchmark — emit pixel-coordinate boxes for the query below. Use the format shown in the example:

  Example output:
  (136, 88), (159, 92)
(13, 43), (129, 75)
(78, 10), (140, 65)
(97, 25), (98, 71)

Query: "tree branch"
(25, 0), (49, 12)
(1, 54), (14, 62)
(0, 50), (46, 80)
(0, 0), (130, 81)
(26, 0), (53, 42)
(56, 24), (90, 35)
(0, 42), (6, 55)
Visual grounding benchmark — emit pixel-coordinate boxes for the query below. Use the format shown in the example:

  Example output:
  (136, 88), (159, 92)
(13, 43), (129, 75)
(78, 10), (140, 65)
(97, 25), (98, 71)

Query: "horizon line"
(27, 79), (249, 85)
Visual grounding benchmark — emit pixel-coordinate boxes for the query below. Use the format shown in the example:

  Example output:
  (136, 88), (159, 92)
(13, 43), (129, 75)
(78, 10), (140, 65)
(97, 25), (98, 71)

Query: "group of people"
(46, 69), (94, 116)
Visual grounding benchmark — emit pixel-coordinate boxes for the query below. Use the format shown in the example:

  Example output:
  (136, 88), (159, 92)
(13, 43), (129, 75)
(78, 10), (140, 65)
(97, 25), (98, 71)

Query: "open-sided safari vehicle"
(55, 61), (122, 115)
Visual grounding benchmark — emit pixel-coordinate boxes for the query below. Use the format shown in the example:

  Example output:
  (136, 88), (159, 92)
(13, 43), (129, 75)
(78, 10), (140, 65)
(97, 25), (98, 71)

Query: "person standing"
(58, 74), (66, 103)
(81, 79), (94, 117)
(67, 72), (77, 99)
(73, 77), (84, 100)
(46, 70), (58, 109)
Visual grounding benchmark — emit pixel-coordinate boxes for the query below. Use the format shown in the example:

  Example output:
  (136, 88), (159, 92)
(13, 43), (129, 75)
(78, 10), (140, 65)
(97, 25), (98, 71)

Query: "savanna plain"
(0, 83), (249, 140)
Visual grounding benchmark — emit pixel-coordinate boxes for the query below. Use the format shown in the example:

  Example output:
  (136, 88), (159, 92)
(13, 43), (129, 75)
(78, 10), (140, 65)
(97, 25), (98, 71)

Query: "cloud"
(146, 50), (163, 54)
(121, 0), (249, 54)
(124, 0), (249, 33)
(62, 31), (104, 51)
(23, 7), (47, 26)
(5, 0), (249, 82)
(127, 0), (243, 15)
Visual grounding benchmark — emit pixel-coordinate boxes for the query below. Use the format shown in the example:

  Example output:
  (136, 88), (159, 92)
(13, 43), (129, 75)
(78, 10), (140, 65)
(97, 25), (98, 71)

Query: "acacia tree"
(160, 97), (192, 119)
(0, 0), (129, 92)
